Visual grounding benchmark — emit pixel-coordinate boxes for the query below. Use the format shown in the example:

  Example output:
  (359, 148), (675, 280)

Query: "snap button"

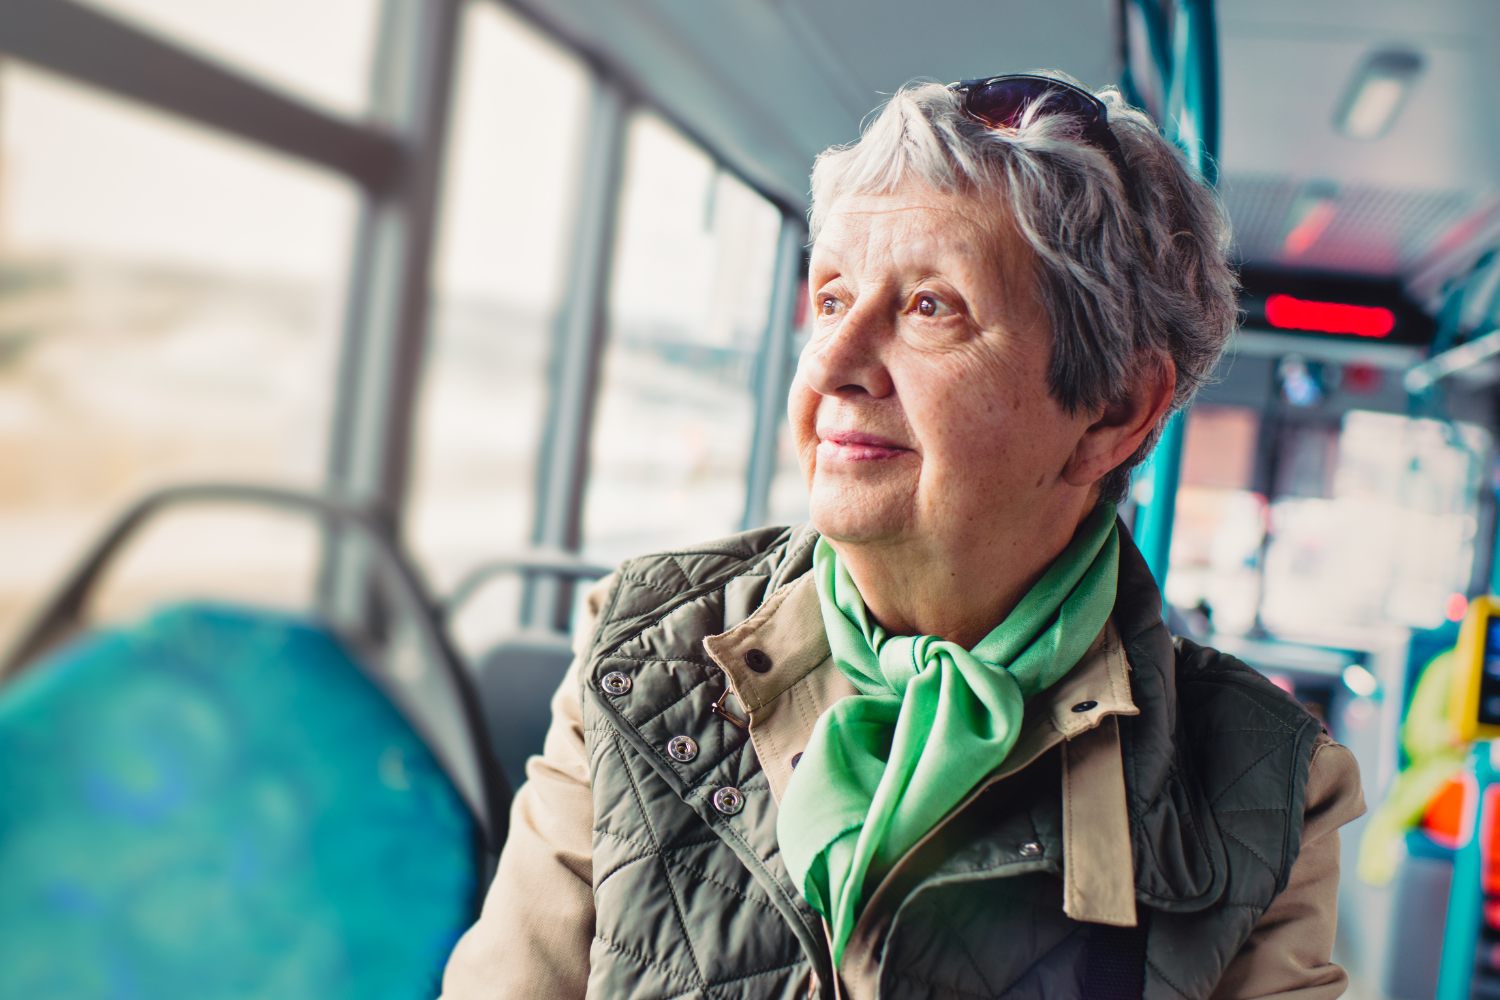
(667, 735), (699, 763)
(1071, 700), (1098, 713)
(1019, 840), (1043, 858)
(790, 752), (803, 769)
(712, 786), (746, 815)
(744, 648), (772, 673)
(601, 671), (632, 696)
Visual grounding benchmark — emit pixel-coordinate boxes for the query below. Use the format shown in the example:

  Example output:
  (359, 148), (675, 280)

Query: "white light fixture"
(1342, 663), (1380, 699)
(1335, 49), (1423, 140)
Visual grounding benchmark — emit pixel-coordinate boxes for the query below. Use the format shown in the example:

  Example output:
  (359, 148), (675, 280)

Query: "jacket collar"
(705, 571), (1138, 745)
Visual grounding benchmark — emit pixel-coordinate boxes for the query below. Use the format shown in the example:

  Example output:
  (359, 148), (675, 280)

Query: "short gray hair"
(808, 76), (1238, 503)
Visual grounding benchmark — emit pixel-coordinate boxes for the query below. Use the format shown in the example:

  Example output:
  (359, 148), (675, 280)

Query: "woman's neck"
(829, 505), (1092, 649)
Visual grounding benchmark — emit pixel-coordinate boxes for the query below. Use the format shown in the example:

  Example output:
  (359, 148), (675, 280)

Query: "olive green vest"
(579, 524), (1322, 999)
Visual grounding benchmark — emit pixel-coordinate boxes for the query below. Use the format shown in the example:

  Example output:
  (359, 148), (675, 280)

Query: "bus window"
(77, 0), (379, 117)
(0, 61), (355, 651)
(1165, 404), (1263, 636)
(767, 417), (811, 526)
(402, 1), (589, 655)
(765, 301), (813, 527)
(582, 113), (781, 560)
(1263, 411), (1489, 639)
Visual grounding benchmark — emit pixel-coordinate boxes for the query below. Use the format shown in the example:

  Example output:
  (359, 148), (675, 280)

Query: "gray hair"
(808, 76), (1238, 503)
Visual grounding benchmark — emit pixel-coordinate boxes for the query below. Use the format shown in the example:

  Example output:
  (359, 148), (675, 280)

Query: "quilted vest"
(579, 523), (1323, 999)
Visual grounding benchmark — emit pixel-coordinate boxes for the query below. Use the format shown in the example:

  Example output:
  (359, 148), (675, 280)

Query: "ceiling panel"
(1216, 0), (1500, 292)
(785, 0), (1119, 96)
(505, 0), (1499, 297)
(1221, 174), (1479, 275)
(1219, 34), (1495, 189)
(506, 0), (1118, 209)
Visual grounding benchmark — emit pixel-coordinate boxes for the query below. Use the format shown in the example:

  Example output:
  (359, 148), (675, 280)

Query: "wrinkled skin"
(788, 183), (1168, 645)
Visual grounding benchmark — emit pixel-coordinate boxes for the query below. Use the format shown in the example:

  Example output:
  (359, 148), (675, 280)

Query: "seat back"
(0, 601), (480, 999)
(475, 628), (579, 793)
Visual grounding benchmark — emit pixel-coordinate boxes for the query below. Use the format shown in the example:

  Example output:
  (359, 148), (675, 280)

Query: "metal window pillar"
(522, 76), (630, 631)
(1124, 0), (1221, 589)
(320, 0), (462, 628)
(741, 216), (806, 531)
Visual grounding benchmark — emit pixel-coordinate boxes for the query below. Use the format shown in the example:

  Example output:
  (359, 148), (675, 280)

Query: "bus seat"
(473, 628), (578, 793)
(0, 600), (481, 1000)
(442, 552), (611, 794)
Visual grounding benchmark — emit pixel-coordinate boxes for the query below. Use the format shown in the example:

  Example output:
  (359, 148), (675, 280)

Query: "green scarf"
(775, 504), (1120, 964)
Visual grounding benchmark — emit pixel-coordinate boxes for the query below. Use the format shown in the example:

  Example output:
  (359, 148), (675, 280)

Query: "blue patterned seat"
(0, 601), (480, 1000)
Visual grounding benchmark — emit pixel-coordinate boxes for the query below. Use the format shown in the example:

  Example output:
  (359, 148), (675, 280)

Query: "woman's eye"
(915, 293), (945, 317)
(819, 296), (840, 316)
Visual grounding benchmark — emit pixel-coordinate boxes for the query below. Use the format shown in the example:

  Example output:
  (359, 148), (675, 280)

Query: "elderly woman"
(442, 73), (1363, 999)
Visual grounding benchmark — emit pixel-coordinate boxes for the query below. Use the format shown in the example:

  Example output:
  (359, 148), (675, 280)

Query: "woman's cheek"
(785, 375), (820, 480)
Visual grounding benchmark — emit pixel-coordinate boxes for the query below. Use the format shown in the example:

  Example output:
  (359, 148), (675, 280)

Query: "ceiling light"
(1335, 49), (1423, 140)
(1342, 663), (1380, 699)
(1282, 181), (1339, 257)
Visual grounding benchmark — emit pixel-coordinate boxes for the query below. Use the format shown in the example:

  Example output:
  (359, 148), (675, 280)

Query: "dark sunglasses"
(949, 73), (1134, 196)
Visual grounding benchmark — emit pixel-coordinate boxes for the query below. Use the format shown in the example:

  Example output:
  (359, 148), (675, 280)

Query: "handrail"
(445, 551), (613, 621)
(1405, 326), (1500, 395)
(1408, 247), (1500, 396)
(0, 481), (509, 852)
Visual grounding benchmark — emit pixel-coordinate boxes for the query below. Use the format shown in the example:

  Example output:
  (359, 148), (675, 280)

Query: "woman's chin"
(806, 485), (910, 545)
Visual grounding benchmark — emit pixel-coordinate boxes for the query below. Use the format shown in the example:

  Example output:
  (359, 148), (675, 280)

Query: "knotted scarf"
(775, 504), (1120, 964)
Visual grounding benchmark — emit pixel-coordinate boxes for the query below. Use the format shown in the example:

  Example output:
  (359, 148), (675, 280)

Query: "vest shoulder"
(611, 524), (797, 596)
(593, 524), (813, 648)
(1173, 635), (1323, 737)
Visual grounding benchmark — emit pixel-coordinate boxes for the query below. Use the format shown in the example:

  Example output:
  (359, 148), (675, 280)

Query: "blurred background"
(2, 0), (1500, 997)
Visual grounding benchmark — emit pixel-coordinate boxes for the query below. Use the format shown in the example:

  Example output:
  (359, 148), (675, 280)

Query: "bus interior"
(3, 0), (1500, 997)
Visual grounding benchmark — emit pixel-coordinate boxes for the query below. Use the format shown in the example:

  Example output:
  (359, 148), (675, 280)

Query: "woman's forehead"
(810, 188), (1031, 285)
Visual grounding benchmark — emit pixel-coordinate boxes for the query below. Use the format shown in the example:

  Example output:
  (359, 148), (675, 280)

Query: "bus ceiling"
(505, 0), (1500, 313)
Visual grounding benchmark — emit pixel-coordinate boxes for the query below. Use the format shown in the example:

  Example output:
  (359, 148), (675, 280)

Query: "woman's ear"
(1062, 356), (1176, 488)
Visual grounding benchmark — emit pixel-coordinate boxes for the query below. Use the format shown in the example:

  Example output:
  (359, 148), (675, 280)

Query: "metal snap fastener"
(601, 671), (632, 696)
(1071, 700), (1098, 713)
(1019, 840), (1043, 858)
(667, 735), (699, 763)
(744, 648), (772, 673)
(790, 752), (803, 769)
(712, 786), (746, 815)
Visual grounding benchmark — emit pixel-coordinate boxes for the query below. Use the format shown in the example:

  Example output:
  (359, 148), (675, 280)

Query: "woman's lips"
(817, 431), (911, 462)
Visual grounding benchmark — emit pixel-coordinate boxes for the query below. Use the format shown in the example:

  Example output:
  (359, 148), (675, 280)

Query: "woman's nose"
(800, 305), (894, 398)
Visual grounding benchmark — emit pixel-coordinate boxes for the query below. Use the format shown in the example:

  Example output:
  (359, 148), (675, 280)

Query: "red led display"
(1264, 294), (1396, 338)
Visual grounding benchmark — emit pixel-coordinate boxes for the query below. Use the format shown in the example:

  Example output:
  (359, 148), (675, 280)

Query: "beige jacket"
(443, 574), (1365, 999)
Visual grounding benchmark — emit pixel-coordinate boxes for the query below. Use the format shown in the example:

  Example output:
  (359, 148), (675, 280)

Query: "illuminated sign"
(1266, 293), (1404, 340)
(1264, 294), (1397, 338)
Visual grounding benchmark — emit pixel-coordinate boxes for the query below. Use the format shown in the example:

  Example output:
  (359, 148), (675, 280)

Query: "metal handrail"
(445, 551), (613, 621)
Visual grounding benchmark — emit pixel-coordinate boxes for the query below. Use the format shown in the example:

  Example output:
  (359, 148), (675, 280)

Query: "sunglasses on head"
(949, 73), (1134, 196)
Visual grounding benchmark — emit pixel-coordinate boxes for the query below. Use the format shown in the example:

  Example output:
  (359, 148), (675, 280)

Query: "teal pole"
(1491, 491), (1500, 597)
(1126, 0), (1219, 590)
(1437, 741), (1498, 999)
(1134, 411), (1186, 585)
